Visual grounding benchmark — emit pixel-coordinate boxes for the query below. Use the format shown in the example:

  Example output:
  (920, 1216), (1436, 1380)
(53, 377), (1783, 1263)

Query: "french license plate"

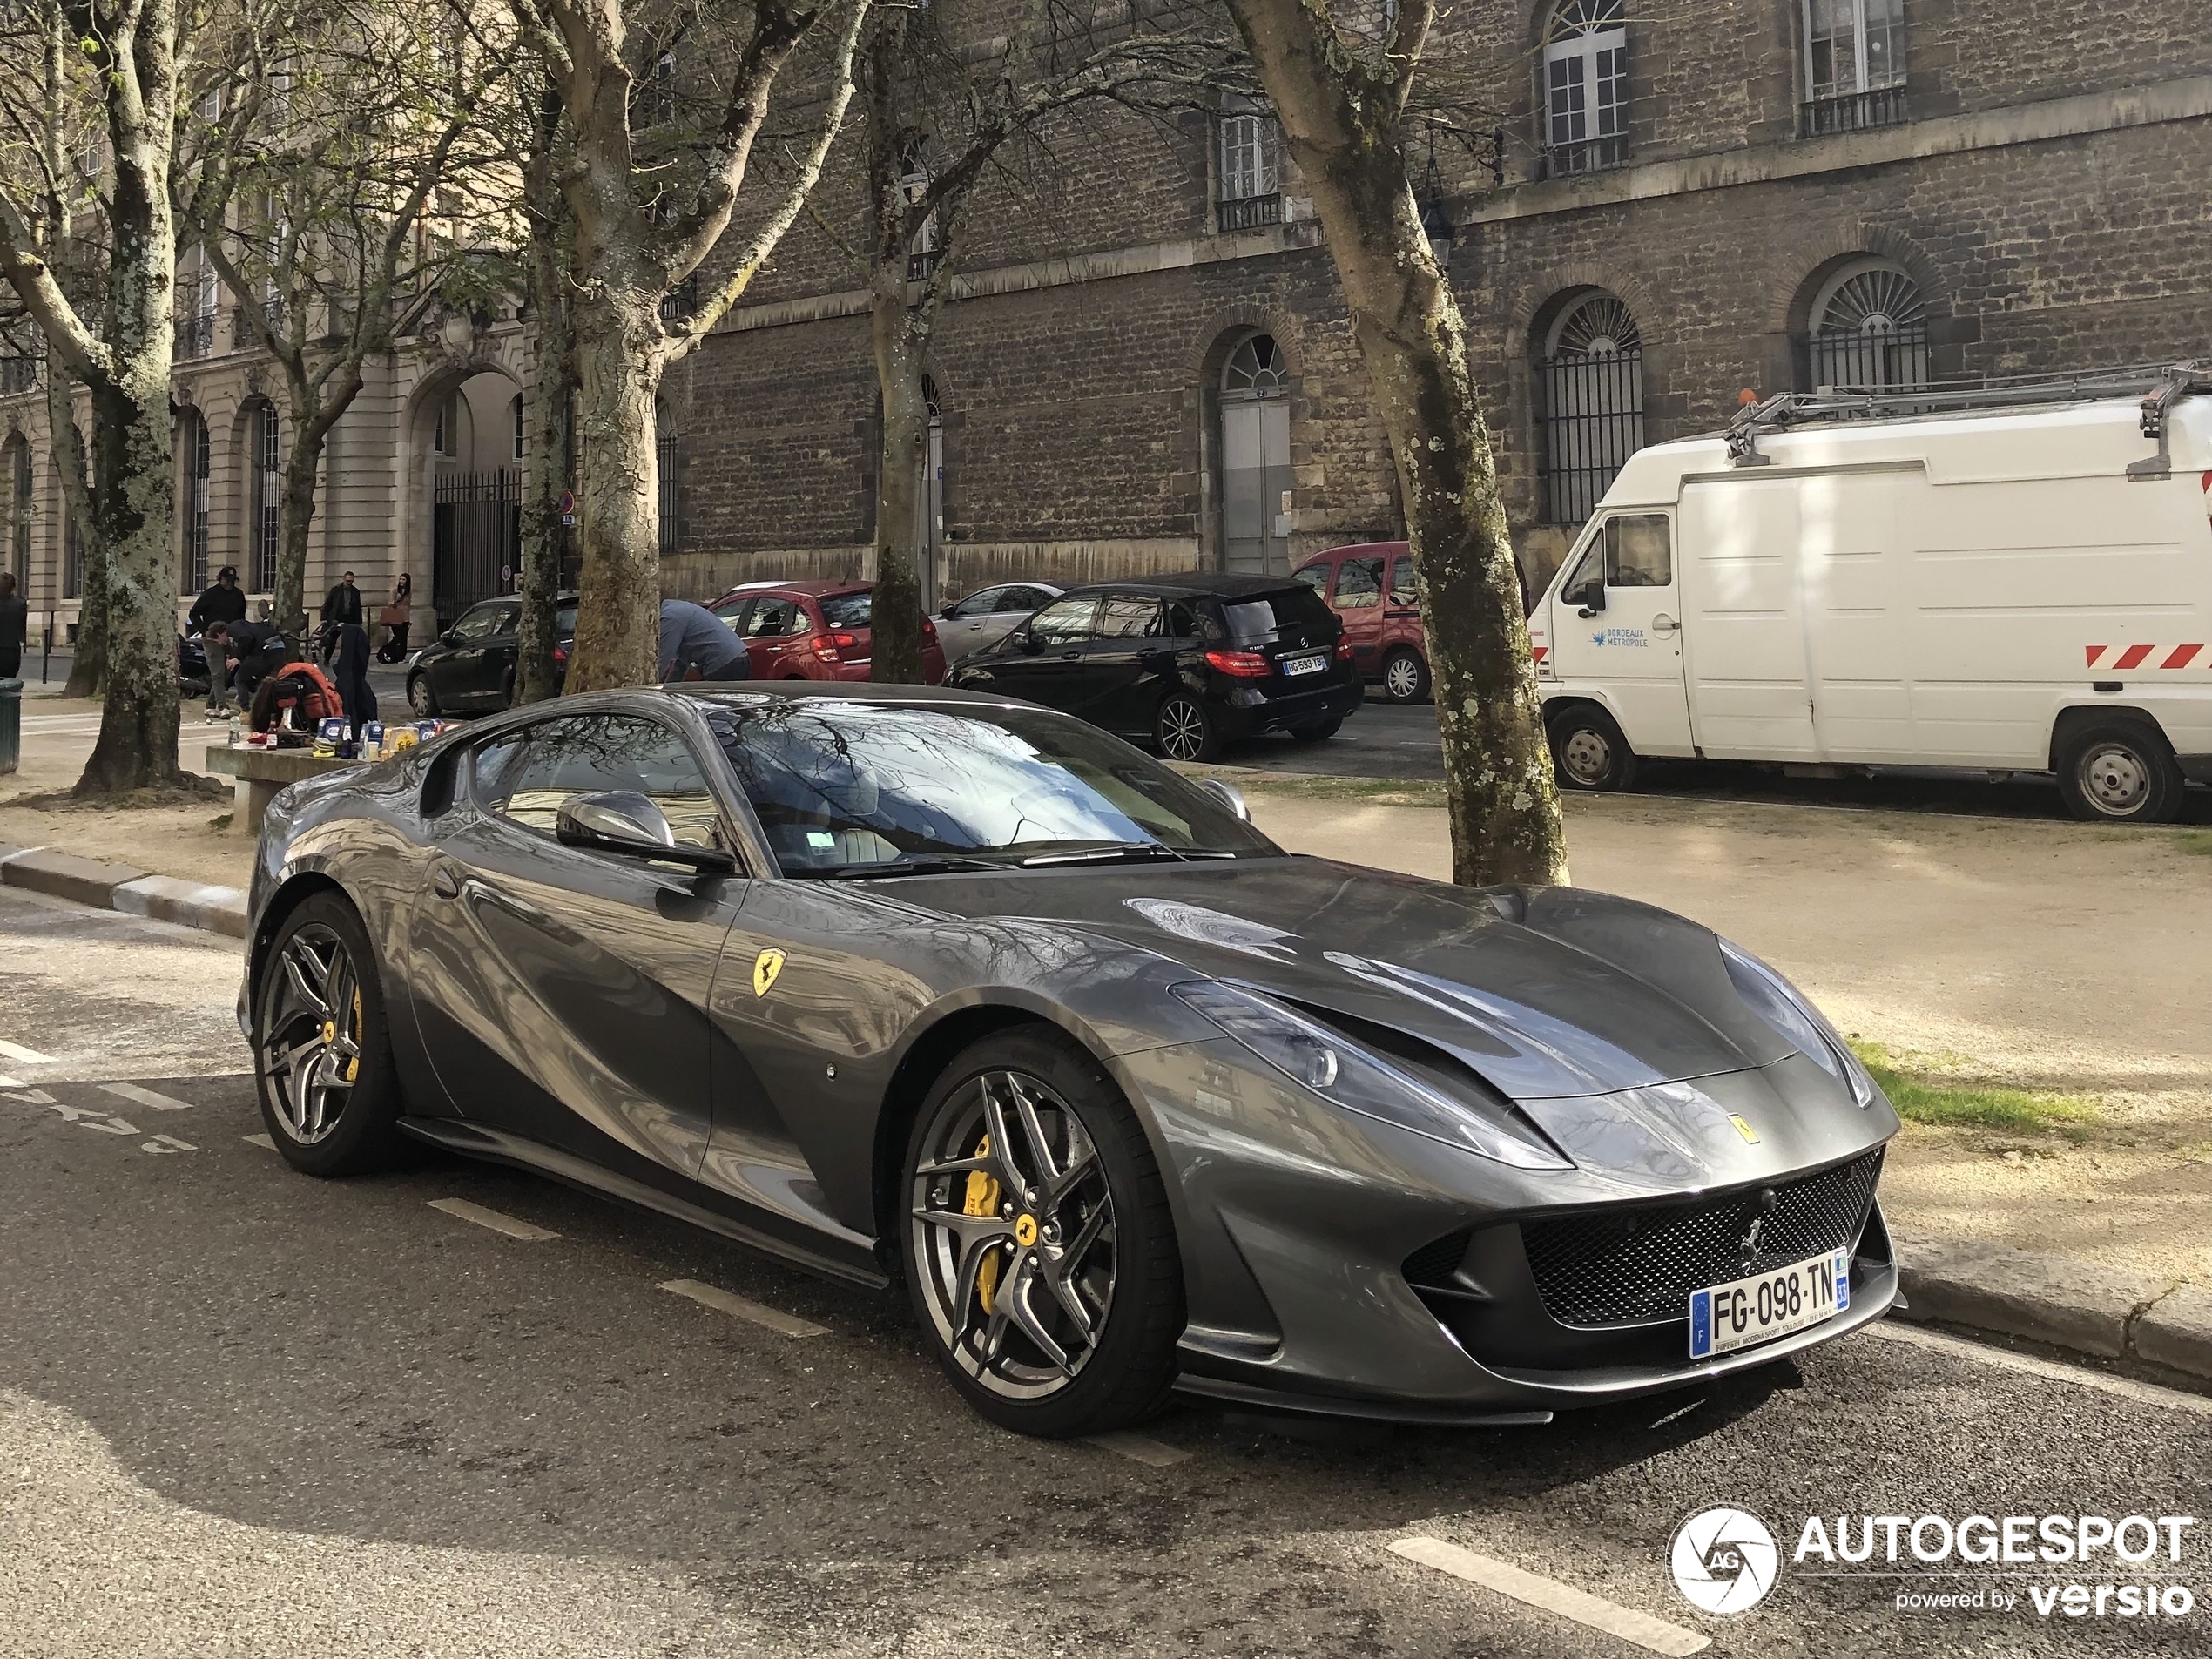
(1689, 1248), (1851, 1359)
(1281, 652), (1327, 677)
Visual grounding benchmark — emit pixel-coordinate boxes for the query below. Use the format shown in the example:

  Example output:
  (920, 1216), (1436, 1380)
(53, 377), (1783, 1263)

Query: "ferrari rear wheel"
(903, 1027), (1183, 1436)
(253, 892), (408, 1177)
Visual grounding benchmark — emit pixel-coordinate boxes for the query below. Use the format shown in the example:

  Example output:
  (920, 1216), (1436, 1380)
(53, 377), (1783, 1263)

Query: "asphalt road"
(5, 884), (2210, 1657)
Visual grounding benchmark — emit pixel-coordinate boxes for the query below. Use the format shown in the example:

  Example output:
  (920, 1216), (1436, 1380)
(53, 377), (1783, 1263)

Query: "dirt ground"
(10, 685), (2207, 1285)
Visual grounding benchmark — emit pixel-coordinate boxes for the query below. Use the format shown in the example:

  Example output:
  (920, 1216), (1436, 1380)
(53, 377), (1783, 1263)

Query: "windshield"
(1221, 586), (1335, 644)
(703, 698), (1281, 874)
(818, 590), (873, 630)
(555, 604), (578, 638)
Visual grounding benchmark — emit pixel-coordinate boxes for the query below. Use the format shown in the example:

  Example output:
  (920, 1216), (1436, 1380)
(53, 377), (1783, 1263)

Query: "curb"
(0, 842), (247, 938)
(1892, 1231), (2210, 1383)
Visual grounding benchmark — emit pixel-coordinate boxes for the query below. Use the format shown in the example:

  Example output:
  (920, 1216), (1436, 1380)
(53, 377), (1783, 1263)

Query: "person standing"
(377, 572), (413, 662)
(187, 565), (248, 634)
(0, 571), (26, 680)
(657, 598), (750, 683)
(318, 570), (362, 663)
(201, 621), (233, 716)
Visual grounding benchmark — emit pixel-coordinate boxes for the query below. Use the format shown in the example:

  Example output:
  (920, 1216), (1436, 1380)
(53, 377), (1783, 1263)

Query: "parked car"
(1528, 373), (2212, 821)
(947, 572), (1361, 762)
(706, 580), (948, 684)
(408, 594), (578, 717)
(1294, 541), (1431, 703)
(935, 581), (1064, 661)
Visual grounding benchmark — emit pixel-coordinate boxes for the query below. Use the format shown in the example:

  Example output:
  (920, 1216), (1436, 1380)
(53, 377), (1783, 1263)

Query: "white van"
(1527, 372), (2212, 822)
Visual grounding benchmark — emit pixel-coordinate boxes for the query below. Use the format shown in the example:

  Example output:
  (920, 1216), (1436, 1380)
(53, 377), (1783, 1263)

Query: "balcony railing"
(0, 356), (37, 395)
(907, 247), (942, 283)
(176, 314), (215, 359)
(1802, 84), (1907, 137)
(1217, 192), (1283, 234)
(658, 275), (698, 326)
(1537, 134), (1629, 181)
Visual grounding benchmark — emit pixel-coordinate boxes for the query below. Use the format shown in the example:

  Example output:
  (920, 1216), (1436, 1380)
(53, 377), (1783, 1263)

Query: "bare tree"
(1221, 0), (1566, 886)
(507, 0), (870, 691)
(514, 73), (572, 705)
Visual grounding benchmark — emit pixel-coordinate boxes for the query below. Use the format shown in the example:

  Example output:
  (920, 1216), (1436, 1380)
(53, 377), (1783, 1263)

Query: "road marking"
(0, 1040), (56, 1064)
(244, 1133), (276, 1150)
(1389, 1537), (1710, 1657)
(100, 1082), (194, 1113)
(1084, 1431), (1190, 1467)
(0, 1076), (18, 1089)
(428, 1197), (560, 1242)
(1867, 1320), (2212, 1419)
(657, 1278), (827, 1339)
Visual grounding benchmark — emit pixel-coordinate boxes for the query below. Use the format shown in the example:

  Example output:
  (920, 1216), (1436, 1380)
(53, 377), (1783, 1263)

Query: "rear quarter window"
(1221, 586), (1336, 644)
(819, 590), (873, 630)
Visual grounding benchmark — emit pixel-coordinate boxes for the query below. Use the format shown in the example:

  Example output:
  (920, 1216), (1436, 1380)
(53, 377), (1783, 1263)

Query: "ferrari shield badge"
(752, 948), (787, 997)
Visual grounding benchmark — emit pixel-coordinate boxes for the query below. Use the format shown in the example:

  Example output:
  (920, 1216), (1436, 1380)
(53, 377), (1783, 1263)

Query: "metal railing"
(176, 314), (215, 359)
(1802, 84), (1907, 137)
(0, 357), (37, 395)
(907, 248), (942, 282)
(1804, 320), (1931, 395)
(658, 275), (698, 326)
(1217, 193), (1283, 233)
(1537, 134), (1629, 180)
(1536, 347), (1645, 525)
(432, 468), (519, 618)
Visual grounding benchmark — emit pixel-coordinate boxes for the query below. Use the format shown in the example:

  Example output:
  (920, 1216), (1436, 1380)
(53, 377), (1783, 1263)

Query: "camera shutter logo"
(1669, 1507), (1779, 1615)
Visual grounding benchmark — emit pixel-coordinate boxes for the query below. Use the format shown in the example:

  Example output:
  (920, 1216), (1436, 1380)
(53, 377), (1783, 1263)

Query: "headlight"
(1719, 940), (1879, 1109)
(1170, 981), (1572, 1170)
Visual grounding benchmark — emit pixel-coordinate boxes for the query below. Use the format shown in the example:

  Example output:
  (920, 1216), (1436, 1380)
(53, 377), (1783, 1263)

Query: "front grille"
(1521, 1150), (1884, 1328)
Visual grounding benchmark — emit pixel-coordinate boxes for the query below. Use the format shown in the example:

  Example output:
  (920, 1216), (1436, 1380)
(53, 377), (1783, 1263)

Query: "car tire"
(2055, 718), (2185, 823)
(1380, 648), (1430, 704)
(407, 674), (439, 718)
(252, 892), (409, 1177)
(901, 1025), (1184, 1437)
(1548, 703), (1639, 792)
(1154, 694), (1217, 763)
(1289, 716), (1343, 742)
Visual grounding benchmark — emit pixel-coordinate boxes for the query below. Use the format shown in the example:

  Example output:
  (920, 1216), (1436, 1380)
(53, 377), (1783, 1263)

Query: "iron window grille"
(254, 402), (281, 592)
(1536, 293), (1645, 525)
(657, 429), (679, 557)
(658, 274), (698, 326)
(1540, 0), (1629, 180)
(183, 413), (211, 593)
(1799, 263), (1930, 394)
(0, 356), (37, 394)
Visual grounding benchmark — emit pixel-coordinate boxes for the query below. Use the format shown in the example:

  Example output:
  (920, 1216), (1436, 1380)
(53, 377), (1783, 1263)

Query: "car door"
(981, 593), (1099, 710)
(1077, 593), (1178, 733)
(431, 603), (502, 708)
(739, 594), (806, 679)
(1385, 554), (1425, 653)
(1546, 512), (1694, 756)
(939, 584), (1009, 660)
(1331, 555), (1387, 673)
(481, 604), (522, 708)
(406, 711), (753, 1188)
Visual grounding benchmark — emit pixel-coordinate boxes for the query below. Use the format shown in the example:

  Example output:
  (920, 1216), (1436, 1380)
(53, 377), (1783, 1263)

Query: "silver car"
(936, 581), (1062, 661)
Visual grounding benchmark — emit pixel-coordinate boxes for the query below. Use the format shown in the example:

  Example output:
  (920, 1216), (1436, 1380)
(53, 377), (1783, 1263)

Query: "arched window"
(3, 436), (30, 590)
(1535, 290), (1645, 525)
(1541, 0), (1628, 179)
(1218, 334), (1291, 575)
(1802, 259), (1928, 391)
(181, 408), (211, 592)
(251, 401), (281, 592)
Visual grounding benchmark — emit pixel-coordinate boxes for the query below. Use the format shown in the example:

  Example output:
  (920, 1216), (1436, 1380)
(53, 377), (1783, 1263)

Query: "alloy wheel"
(1157, 698), (1206, 762)
(259, 923), (362, 1144)
(1384, 655), (1421, 700)
(1560, 725), (1613, 786)
(408, 677), (434, 717)
(2077, 741), (2151, 816)
(909, 1069), (1116, 1400)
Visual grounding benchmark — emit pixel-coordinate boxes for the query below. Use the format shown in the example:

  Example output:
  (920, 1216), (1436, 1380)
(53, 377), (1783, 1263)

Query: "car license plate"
(1281, 652), (1327, 677)
(1689, 1248), (1851, 1359)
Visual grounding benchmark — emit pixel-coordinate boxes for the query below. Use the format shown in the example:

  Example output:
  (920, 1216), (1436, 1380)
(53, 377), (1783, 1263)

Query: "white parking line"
(1389, 1537), (1710, 1657)
(0, 1040), (56, 1065)
(1084, 1431), (1190, 1467)
(0, 1076), (19, 1089)
(428, 1197), (560, 1242)
(657, 1278), (827, 1339)
(1867, 1320), (2212, 1419)
(100, 1082), (194, 1113)
(243, 1133), (276, 1151)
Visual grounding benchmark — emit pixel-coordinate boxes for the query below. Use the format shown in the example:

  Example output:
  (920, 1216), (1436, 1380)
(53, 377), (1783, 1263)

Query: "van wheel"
(1380, 648), (1429, 704)
(2056, 720), (2184, 823)
(1548, 705), (1638, 792)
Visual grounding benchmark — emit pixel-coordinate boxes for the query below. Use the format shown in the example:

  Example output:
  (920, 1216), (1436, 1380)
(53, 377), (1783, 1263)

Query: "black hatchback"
(406, 593), (578, 717)
(945, 573), (1362, 761)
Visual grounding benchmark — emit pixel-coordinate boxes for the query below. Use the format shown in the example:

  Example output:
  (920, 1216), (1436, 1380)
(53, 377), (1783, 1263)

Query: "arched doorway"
(1535, 289), (1644, 524)
(1218, 334), (1289, 575)
(1798, 258), (1928, 392)
(421, 368), (524, 624)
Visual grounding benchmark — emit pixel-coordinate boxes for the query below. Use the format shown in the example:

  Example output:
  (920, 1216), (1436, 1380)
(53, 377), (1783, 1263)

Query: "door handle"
(1650, 614), (1680, 635)
(1058, 650), (1081, 660)
(429, 863), (461, 899)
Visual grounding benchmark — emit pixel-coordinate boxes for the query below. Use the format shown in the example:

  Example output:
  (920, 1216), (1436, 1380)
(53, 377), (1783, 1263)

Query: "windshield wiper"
(1019, 841), (1190, 867)
(786, 853), (1003, 880)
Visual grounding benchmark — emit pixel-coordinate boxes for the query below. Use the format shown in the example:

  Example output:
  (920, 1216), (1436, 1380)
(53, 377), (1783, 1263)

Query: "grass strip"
(1850, 1040), (2101, 1139)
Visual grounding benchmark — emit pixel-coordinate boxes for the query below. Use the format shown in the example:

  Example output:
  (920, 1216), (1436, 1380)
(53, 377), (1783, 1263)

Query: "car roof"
(1055, 571), (1312, 600)
(673, 682), (1028, 712)
(710, 578), (868, 604)
(467, 591), (581, 608)
(1300, 541), (1410, 564)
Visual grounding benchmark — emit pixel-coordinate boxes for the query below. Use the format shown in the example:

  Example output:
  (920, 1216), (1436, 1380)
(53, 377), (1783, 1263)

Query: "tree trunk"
(563, 289), (663, 691)
(869, 273), (928, 685)
(517, 90), (573, 706)
(1224, 1), (1567, 887)
(273, 428), (324, 636)
(50, 377), (105, 699)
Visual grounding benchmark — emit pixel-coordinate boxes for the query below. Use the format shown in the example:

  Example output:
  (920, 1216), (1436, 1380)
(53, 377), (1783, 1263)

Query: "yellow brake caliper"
(347, 987), (363, 1082)
(962, 1132), (1002, 1313)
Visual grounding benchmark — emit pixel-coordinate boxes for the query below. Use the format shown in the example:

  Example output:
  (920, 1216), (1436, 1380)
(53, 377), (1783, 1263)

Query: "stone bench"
(207, 744), (362, 833)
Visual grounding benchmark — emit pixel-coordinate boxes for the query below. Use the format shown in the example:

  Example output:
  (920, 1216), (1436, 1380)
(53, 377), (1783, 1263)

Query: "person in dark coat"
(0, 571), (26, 680)
(226, 617), (293, 705)
(187, 565), (248, 633)
(332, 620), (377, 732)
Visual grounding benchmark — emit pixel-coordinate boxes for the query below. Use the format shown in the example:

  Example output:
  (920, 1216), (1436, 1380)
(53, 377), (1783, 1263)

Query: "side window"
(483, 716), (727, 850)
(746, 597), (801, 637)
(1561, 541), (1604, 608)
(1000, 586), (1048, 613)
(489, 606), (520, 637)
(1158, 601), (1200, 638)
(951, 587), (1001, 619)
(1334, 556), (1384, 609)
(1096, 595), (1163, 637)
(1389, 557), (1419, 605)
(452, 604), (502, 642)
(1604, 514), (1672, 587)
(1027, 596), (1099, 647)
(1293, 563), (1331, 596)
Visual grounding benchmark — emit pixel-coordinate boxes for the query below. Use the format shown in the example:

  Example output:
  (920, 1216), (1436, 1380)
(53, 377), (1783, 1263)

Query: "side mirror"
(1572, 582), (1606, 617)
(1197, 778), (1251, 822)
(556, 790), (736, 872)
(442, 628), (461, 645)
(940, 603), (958, 619)
(1019, 631), (1045, 656)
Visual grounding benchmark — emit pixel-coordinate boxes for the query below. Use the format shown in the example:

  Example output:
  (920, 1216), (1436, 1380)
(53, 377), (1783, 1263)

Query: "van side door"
(1544, 513), (1694, 756)
(1677, 478), (1820, 760)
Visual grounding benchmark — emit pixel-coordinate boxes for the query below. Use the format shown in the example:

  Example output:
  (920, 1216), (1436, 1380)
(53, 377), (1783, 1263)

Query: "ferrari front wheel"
(253, 892), (408, 1177)
(902, 1027), (1184, 1436)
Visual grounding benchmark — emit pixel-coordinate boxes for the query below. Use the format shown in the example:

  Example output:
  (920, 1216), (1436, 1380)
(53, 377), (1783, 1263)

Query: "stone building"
(3, 0), (2208, 641)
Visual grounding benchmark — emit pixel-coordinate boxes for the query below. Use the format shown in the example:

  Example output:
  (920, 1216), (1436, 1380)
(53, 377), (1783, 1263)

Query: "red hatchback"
(707, 580), (948, 685)
(1293, 542), (1429, 701)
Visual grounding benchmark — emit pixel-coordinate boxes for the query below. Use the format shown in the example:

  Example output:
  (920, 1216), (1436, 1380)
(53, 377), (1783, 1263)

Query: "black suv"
(946, 573), (1361, 760)
(407, 593), (578, 717)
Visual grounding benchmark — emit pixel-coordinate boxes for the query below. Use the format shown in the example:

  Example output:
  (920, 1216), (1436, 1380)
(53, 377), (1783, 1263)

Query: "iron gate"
(1537, 348), (1644, 525)
(433, 469), (520, 621)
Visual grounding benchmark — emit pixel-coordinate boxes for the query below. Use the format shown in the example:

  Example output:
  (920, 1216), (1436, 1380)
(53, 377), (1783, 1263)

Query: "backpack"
(248, 660), (345, 734)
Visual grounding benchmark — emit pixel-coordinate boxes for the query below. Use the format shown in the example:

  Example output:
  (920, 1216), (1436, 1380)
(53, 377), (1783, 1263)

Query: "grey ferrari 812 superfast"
(243, 684), (1899, 1435)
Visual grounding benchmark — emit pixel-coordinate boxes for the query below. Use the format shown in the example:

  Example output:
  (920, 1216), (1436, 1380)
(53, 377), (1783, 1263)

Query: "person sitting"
(658, 598), (751, 683)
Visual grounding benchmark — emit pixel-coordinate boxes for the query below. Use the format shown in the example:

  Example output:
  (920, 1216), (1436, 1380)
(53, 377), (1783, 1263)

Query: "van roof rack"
(1723, 360), (2212, 476)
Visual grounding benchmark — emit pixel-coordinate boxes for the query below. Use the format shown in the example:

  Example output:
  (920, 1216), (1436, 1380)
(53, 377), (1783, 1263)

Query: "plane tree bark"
(516, 80), (574, 705)
(1221, 0), (1567, 886)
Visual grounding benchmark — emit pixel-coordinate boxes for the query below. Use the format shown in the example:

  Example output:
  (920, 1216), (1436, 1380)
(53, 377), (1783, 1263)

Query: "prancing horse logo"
(752, 948), (787, 997)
